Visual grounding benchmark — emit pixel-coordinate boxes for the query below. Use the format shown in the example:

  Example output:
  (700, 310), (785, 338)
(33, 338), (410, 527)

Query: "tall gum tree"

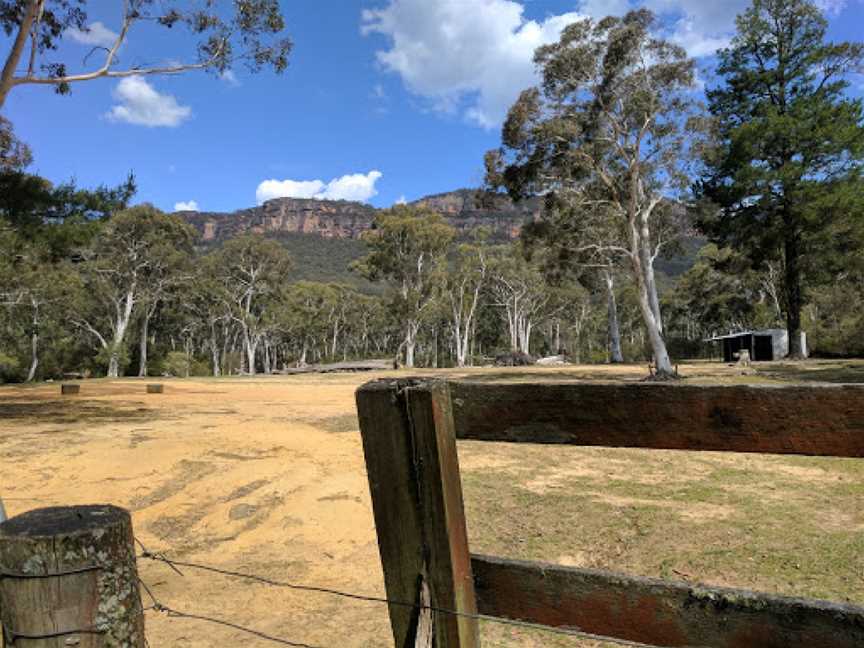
(353, 205), (455, 368)
(0, 0), (292, 108)
(211, 234), (291, 375)
(445, 232), (488, 367)
(71, 205), (194, 377)
(488, 245), (551, 356)
(485, 9), (700, 377)
(697, 0), (864, 357)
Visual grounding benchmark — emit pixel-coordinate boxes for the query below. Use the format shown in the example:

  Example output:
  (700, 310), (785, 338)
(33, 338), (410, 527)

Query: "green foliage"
(0, 169), (136, 259)
(265, 232), (378, 292)
(0, 116), (31, 170)
(353, 205), (455, 287)
(354, 205), (455, 365)
(698, 0), (864, 355)
(161, 351), (191, 378)
(667, 244), (780, 336)
(1, 0), (292, 102)
(94, 344), (129, 374)
(0, 350), (19, 382)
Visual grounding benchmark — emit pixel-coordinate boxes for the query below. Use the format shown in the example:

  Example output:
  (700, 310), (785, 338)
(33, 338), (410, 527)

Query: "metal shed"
(706, 329), (807, 362)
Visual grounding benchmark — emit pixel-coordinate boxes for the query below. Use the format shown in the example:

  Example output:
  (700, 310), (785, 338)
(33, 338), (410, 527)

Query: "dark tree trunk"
(784, 230), (804, 358)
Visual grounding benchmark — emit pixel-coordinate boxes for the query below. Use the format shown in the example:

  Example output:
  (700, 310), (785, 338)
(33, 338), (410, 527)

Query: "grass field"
(2, 360), (863, 647)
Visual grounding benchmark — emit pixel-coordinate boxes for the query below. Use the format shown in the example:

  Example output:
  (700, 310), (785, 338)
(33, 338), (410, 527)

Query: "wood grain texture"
(356, 379), (426, 648)
(414, 579), (433, 648)
(450, 382), (864, 456)
(357, 379), (479, 648)
(0, 505), (145, 647)
(406, 382), (479, 647)
(472, 554), (864, 648)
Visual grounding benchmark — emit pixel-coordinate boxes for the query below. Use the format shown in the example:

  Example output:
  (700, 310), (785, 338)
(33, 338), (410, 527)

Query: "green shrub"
(161, 351), (191, 377)
(0, 352), (20, 383)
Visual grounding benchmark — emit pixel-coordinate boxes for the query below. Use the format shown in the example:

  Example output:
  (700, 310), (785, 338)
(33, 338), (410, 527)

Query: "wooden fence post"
(0, 505), (145, 647)
(356, 379), (479, 648)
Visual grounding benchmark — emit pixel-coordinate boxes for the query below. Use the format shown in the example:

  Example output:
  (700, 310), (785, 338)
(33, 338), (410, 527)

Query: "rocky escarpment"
(178, 190), (540, 243)
(179, 197), (379, 242)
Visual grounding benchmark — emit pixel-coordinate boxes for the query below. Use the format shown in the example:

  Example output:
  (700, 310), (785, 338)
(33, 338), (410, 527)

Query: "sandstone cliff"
(178, 189), (539, 243)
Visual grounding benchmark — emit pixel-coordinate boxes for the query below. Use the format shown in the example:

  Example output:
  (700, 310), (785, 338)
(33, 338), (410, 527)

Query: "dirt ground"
(2, 361), (864, 647)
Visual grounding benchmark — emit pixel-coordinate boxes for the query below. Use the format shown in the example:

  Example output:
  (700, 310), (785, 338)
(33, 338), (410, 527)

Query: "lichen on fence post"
(0, 505), (145, 647)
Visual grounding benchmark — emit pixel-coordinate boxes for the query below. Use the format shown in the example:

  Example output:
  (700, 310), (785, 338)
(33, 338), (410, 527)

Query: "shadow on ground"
(0, 399), (158, 425)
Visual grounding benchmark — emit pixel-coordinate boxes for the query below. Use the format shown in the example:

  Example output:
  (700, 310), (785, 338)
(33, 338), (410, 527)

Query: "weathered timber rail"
(356, 379), (864, 648)
(450, 382), (864, 455)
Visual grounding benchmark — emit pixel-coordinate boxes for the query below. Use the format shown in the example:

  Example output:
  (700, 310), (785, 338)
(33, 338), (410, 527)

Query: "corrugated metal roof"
(704, 329), (787, 342)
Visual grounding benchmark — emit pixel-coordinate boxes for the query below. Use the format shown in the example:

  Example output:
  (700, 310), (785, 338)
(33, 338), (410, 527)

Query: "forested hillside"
(1, 0), (862, 382)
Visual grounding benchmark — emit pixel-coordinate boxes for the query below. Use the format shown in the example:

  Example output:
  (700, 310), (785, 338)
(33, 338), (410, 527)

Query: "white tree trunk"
(210, 333), (221, 377)
(604, 271), (624, 363)
(244, 332), (257, 375)
(107, 288), (136, 378)
(404, 321), (419, 368)
(630, 218), (673, 376)
(26, 330), (38, 382)
(138, 315), (150, 377)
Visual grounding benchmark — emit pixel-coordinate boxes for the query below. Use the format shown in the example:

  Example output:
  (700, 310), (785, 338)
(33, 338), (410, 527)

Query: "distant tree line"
(1, 0), (862, 381)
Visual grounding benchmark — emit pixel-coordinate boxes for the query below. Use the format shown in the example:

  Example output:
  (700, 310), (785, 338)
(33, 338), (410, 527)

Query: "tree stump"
(61, 384), (80, 395)
(145, 384), (163, 394)
(0, 505), (145, 647)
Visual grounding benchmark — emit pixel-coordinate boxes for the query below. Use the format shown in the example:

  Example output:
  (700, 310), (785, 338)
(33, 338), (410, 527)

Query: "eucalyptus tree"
(7, 243), (68, 380)
(667, 244), (766, 340)
(70, 204), (193, 377)
(486, 9), (700, 377)
(341, 292), (386, 360)
(698, 0), (864, 357)
(354, 205), (455, 368)
(211, 234), (291, 375)
(178, 254), (230, 376)
(0, 116), (30, 170)
(488, 245), (551, 356)
(1, 0), (292, 108)
(278, 281), (337, 366)
(445, 232), (488, 367)
(136, 216), (195, 376)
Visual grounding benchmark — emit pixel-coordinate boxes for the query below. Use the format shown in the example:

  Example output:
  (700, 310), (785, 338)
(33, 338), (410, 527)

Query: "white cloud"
(815, 0), (850, 14)
(640, 0), (740, 56)
(644, 0), (852, 60)
(363, 0), (858, 129)
(395, 195), (407, 205)
(174, 200), (199, 211)
(66, 21), (119, 48)
(256, 171), (383, 204)
(106, 77), (192, 127)
(220, 70), (241, 86)
(362, 0), (584, 128)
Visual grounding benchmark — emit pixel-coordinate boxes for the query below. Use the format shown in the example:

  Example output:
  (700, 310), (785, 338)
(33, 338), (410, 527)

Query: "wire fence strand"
(135, 540), (668, 648)
(148, 603), (325, 648)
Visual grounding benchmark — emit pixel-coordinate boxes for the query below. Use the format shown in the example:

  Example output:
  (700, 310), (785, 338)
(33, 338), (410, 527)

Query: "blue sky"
(4, 0), (863, 213)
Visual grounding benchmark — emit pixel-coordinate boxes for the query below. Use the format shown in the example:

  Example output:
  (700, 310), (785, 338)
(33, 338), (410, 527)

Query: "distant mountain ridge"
(177, 189), (541, 243)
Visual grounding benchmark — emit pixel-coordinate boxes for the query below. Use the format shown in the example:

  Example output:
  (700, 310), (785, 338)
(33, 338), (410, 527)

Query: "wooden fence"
(356, 379), (864, 648)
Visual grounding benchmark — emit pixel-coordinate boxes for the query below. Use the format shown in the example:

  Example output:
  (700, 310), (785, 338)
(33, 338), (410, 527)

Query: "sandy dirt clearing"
(2, 362), (863, 647)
